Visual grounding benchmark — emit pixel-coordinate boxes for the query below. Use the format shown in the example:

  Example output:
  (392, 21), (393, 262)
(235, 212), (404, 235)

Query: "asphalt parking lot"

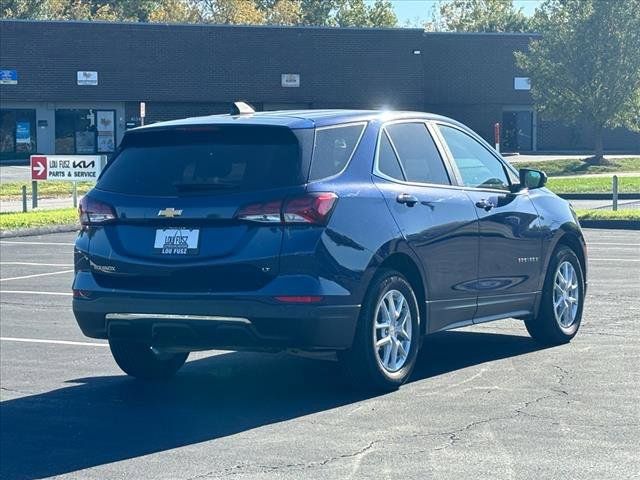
(0, 229), (638, 480)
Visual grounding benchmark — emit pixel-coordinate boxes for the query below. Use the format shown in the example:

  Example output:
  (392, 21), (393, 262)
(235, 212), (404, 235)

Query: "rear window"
(97, 126), (304, 196)
(309, 123), (365, 181)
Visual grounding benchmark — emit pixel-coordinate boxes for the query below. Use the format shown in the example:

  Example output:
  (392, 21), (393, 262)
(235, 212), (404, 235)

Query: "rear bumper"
(72, 282), (360, 351)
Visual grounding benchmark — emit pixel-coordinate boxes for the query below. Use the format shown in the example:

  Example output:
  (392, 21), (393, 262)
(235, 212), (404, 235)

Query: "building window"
(55, 109), (116, 154)
(0, 109), (37, 158)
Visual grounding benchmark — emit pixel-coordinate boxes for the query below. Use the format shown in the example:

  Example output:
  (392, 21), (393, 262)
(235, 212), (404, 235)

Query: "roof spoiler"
(230, 101), (256, 115)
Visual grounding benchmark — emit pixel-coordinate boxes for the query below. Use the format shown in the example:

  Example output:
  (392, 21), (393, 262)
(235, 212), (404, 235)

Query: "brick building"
(1, 19), (638, 159)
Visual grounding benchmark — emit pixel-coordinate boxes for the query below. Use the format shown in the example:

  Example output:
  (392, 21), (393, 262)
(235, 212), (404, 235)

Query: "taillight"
(235, 193), (338, 225)
(283, 193), (337, 225)
(78, 196), (116, 226)
(235, 200), (283, 223)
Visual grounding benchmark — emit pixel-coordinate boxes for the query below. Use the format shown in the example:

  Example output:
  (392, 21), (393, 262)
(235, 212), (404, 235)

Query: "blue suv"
(73, 108), (586, 390)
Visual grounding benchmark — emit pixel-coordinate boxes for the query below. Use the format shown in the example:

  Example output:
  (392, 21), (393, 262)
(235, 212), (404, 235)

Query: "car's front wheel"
(340, 269), (420, 391)
(109, 338), (189, 380)
(525, 246), (585, 345)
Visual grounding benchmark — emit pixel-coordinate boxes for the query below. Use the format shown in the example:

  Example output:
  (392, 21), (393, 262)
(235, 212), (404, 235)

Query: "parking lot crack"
(185, 440), (380, 479)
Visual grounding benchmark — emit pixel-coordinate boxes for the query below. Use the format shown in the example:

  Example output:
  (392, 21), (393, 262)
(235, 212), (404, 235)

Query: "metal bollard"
(31, 180), (38, 209)
(612, 175), (618, 212)
(21, 185), (27, 213)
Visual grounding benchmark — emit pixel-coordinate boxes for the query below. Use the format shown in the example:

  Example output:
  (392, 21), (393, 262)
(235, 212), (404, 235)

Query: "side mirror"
(517, 168), (547, 190)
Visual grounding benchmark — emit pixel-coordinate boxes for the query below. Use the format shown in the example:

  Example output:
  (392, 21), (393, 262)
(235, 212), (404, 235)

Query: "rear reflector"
(235, 192), (337, 225)
(79, 196), (116, 225)
(274, 296), (323, 303)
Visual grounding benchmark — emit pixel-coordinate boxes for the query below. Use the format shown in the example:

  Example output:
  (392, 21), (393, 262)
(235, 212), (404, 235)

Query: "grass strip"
(0, 208), (78, 230)
(0, 181), (93, 199)
(574, 209), (640, 222)
(546, 176), (640, 194)
(510, 157), (640, 177)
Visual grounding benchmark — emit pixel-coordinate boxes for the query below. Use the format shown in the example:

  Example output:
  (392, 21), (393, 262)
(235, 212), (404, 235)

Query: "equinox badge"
(158, 208), (183, 218)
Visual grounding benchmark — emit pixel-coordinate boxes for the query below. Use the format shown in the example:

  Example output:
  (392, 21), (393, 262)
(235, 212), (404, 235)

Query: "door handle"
(397, 193), (419, 207)
(475, 199), (495, 211)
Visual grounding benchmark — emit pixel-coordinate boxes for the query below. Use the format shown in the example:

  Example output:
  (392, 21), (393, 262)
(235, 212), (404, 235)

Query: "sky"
(372, 0), (542, 26)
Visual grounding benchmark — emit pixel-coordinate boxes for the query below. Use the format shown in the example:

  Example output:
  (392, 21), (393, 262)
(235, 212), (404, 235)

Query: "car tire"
(525, 246), (585, 345)
(109, 338), (189, 380)
(339, 269), (420, 391)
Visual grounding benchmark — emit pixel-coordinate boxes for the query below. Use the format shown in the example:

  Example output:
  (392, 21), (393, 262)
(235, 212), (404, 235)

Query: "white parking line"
(590, 258), (640, 262)
(0, 290), (72, 296)
(0, 337), (107, 347)
(0, 262), (74, 267)
(0, 269), (74, 282)
(588, 243), (640, 246)
(0, 241), (75, 246)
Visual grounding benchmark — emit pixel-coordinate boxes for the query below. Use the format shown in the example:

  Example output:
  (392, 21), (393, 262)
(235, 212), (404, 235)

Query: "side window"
(377, 130), (404, 180)
(439, 125), (510, 190)
(309, 124), (365, 180)
(384, 123), (450, 185)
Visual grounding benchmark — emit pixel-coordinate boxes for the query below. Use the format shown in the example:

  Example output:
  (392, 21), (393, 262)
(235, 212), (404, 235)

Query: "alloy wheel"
(374, 289), (412, 372)
(553, 261), (580, 328)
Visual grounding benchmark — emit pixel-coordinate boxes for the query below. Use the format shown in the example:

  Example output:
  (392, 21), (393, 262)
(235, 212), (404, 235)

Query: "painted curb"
(579, 220), (640, 230)
(0, 224), (79, 238)
(560, 193), (640, 200)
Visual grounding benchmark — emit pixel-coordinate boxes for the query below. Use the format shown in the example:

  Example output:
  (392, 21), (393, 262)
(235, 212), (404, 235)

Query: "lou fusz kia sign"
(30, 155), (106, 182)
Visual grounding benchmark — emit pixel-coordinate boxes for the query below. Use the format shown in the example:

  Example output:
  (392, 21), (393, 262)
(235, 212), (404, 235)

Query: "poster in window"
(16, 121), (31, 144)
(97, 111), (114, 132)
(76, 131), (96, 154)
(97, 134), (115, 152)
(96, 111), (115, 152)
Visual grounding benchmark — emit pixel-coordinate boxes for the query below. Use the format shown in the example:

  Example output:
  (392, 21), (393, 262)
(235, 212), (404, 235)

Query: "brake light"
(235, 193), (338, 225)
(78, 196), (116, 225)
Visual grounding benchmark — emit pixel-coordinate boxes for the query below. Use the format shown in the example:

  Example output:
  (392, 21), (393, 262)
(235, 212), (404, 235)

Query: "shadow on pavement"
(0, 330), (547, 479)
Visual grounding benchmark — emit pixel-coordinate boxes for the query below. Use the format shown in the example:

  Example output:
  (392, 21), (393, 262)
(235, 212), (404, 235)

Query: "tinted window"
(439, 125), (510, 190)
(385, 123), (450, 185)
(377, 131), (404, 180)
(309, 124), (365, 180)
(97, 126), (302, 196)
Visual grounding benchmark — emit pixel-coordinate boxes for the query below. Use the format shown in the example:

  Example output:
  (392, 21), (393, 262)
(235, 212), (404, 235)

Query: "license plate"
(154, 229), (199, 255)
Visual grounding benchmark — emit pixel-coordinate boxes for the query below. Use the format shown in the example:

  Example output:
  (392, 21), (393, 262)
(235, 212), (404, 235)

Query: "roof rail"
(230, 101), (255, 115)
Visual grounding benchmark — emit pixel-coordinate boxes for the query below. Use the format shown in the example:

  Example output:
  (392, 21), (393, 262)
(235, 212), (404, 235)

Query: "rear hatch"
(83, 124), (313, 293)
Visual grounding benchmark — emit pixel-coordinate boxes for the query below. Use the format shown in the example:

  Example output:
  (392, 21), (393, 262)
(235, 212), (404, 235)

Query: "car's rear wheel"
(109, 338), (188, 380)
(340, 269), (420, 391)
(525, 246), (585, 345)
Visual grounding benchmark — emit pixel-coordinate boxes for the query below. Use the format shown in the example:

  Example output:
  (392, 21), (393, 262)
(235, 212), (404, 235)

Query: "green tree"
(438, 0), (533, 32)
(334, 0), (396, 28)
(516, 0), (640, 162)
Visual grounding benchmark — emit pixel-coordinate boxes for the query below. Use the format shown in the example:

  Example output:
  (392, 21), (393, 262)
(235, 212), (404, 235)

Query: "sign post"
(140, 102), (146, 126)
(494, 122), (501, 153)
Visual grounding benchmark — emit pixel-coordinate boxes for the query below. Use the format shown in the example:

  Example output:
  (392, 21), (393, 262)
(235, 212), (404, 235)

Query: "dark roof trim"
(0, 18), (539, 36)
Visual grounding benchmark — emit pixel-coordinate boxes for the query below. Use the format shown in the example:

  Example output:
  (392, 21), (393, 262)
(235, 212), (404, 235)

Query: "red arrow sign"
(31, 155), (48, 180)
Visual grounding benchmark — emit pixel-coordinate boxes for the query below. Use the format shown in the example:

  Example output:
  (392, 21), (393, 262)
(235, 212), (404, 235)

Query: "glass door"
(502, 110), (533, 152)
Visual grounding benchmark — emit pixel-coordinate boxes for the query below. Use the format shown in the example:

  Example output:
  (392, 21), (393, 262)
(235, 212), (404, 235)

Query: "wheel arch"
(377, 252), (428, 336)
(548, 225), (587, 287)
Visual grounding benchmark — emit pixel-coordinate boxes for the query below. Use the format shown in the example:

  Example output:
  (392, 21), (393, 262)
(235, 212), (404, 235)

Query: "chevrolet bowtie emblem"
(158, 208), (183, 218)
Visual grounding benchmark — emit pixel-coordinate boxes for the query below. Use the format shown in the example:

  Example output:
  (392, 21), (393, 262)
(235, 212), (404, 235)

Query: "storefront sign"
(16, 121), (31, 144)
(281, 73), (300, 88)
(30, 155), (106, 181)
(0, 69), (17, 84)
(77, 71), (98, 85)
(514, 77), (531, 91)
